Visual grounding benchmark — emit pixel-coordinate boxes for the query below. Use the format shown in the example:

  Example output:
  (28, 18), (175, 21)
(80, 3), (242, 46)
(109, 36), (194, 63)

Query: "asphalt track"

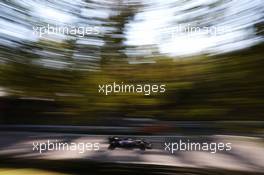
(0, 131), (263, 174)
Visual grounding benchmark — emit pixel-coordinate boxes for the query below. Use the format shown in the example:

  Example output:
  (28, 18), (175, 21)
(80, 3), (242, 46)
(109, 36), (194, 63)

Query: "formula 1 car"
(108, 137), (152, 150)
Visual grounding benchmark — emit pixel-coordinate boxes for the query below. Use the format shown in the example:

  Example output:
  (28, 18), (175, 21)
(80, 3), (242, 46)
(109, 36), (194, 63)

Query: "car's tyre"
(108, 143), (116, 150)
(139, 144), (146, 150)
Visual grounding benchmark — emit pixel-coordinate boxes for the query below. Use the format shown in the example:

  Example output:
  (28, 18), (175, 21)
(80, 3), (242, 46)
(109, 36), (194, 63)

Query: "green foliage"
(1, 44), (264, 124)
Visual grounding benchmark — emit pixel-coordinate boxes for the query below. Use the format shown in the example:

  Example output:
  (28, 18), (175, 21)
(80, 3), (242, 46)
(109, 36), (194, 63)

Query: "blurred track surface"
(0, 131), (263, 173)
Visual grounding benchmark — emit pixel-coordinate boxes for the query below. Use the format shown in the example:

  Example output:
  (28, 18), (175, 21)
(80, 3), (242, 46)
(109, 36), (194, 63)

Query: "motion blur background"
(0, 0), (263, 174)
(0, 0), (264, 124)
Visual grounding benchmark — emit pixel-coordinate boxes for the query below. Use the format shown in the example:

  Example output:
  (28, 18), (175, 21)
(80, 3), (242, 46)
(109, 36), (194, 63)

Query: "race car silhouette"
(108, 137), (152, 150)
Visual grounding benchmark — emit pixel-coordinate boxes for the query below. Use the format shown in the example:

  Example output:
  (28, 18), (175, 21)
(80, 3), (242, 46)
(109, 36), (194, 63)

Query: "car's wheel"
(139, 144), (146, 150)
(108, 143), (116, 150)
